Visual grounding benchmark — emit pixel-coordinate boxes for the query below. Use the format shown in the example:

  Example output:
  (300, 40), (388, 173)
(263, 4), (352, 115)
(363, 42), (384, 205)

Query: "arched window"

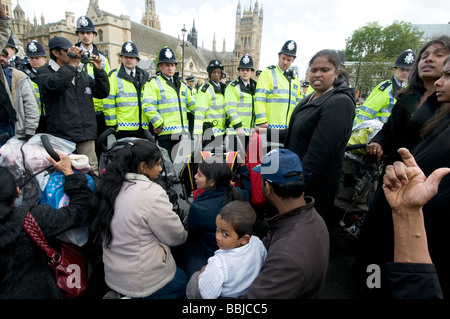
(98, 29), (103, 42)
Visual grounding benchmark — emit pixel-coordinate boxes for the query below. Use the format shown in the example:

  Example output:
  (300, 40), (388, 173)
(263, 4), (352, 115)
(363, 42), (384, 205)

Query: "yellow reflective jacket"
(76, 44), (111, 112)
(103, 65), (154, 132)
(224, 77), (256, 136)
(254, 65), (301, 128)
(353, 76), (404, 127)
(146, 73), (195, 136)
(194, 80), (231, 136)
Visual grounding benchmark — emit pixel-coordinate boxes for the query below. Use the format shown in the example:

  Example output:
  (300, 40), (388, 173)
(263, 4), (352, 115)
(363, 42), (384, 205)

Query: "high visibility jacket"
(254, 65), (301, 129)
(194, 81), (232, 137)
(224, 77), (256, 136)
(75, 43), (111, 112)
(146, 73), (195, 136)
(353, 76), (404, 127)
(30, 80), (45, 115)
(188, 86), (197, 99)
(103, 65), (153, 132)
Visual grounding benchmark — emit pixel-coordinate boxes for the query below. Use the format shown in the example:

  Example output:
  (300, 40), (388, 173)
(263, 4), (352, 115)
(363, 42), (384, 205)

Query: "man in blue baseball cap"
(242, 148), (330, 298)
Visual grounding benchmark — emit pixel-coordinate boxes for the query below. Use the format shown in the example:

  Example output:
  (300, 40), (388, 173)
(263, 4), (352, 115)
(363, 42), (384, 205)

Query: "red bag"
(246, 133), (266, 207)
(23, 212), (88, 299)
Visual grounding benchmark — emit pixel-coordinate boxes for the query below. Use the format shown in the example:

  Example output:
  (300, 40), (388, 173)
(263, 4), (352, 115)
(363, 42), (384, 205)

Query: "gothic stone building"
(4, 0), (263, 86)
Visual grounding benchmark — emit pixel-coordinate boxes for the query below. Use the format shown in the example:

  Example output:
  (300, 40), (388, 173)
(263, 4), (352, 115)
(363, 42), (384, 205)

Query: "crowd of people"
(1, 0), (450, 300)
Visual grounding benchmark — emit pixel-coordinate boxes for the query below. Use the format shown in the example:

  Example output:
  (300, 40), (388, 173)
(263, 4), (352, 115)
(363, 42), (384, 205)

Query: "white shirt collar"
(124, 66), (135, 76)
(80, 44), (93, 54)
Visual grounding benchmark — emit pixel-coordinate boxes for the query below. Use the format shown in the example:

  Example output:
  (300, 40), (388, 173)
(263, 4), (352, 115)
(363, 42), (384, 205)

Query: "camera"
(83, 51), (93, 61)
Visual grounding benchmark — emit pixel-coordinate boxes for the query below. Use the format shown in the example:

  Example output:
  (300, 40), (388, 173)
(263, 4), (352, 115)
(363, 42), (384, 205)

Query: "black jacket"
(270, 83), (356, 222)
(370, 90), (440, 165)
(36, 60), (109, 142)
(0, 173), (92, 299)
(175, 165), (252, 279)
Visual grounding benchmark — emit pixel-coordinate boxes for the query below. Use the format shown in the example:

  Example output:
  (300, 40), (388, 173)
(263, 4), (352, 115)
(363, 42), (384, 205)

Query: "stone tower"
(187, 19), (198, 49)
(1, 0), (13, 18)
(233, 0), (264, 71)
(141, 0), (160, 31)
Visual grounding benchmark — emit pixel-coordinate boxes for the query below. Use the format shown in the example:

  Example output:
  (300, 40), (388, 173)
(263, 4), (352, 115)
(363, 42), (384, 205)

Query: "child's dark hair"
(197, 157), (241, 205)
(91, 139), (162, 247)
(218, 200), (256, 238)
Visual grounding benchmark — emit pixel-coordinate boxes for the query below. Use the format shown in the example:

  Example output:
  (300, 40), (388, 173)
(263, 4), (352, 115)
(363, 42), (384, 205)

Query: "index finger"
(398, 148), (419, 169)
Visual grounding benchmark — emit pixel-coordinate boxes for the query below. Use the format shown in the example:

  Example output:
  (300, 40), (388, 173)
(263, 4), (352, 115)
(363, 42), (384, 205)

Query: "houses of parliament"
(1, 0), (264, 85)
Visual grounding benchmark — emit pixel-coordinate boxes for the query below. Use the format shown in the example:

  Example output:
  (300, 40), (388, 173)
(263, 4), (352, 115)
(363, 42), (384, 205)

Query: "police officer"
(4, 36), (26, 71)
(224, 53), (256, 152)
(24, 40), (48, 133)
(255, 40), (301, 129)
(194, 59), (230, 149)
(103, 41), (152, 140)
(353, 49), (416, 126)
(145, 46), (195, 159)
(300, 81), (310, 99)
(185, 75), (197, 136)
(74, 16), (111, 155)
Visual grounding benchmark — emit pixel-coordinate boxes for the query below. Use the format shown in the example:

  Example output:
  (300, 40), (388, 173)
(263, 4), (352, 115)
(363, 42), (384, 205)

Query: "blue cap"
(252, 148), (303, 183)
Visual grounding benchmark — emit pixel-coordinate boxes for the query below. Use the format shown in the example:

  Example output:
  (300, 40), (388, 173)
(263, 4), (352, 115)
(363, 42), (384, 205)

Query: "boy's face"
(215, 214), (248, 250)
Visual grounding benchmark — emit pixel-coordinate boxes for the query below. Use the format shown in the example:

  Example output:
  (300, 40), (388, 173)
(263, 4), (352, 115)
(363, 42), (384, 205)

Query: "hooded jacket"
(270, 82), (356, 221)
(7, 67), (39, 138)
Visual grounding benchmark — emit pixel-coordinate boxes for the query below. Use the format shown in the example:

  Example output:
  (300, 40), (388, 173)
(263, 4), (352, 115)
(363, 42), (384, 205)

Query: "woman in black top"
(257, 49), (356, 226)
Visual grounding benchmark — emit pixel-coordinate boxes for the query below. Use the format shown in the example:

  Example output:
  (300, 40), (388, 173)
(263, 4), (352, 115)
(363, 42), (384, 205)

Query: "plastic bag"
(0, 134), (76, 205)
(347, 120), (384, 155)
(40, 171), (95, 246)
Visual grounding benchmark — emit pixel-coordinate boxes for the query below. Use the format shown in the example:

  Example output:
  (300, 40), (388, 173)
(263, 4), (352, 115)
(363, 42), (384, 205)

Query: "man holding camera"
(36, 36), (110, 175)
(254, 40), (301, 130)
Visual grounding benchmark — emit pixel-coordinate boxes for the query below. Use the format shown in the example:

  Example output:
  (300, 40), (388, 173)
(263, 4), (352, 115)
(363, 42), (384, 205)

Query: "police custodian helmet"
(158, 46), (177, 64)
(26, 40), (46, 57)
(237, 53), (254, 71)
(393, 49), (416, 69)
(279, 40), (297, 58)
(76, 16), (96, 34)
(207, 59), (224, 73)
(120, 41), (140, 60)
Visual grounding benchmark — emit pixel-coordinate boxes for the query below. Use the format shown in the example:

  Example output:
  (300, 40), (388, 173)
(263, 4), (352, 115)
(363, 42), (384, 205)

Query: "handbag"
(22, 212), (88, 299)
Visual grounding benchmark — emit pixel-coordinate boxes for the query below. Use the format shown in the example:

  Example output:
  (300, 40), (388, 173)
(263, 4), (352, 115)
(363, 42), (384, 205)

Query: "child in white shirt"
(186, 200), (267, 299)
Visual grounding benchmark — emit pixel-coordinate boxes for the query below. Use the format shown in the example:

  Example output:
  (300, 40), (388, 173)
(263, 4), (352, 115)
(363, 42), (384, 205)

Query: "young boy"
(186, 200), (267, 299)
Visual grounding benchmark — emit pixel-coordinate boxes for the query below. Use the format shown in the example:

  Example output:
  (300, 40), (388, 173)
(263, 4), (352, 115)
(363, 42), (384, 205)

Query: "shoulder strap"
(378, 80), (391, 92)
(201, 83), (210, 93)
(23, 212), (58, 261)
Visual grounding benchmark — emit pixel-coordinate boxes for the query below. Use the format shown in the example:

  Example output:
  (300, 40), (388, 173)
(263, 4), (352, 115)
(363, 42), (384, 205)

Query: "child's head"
(195, 158), (232, 190)
(215, 200), (256, 250)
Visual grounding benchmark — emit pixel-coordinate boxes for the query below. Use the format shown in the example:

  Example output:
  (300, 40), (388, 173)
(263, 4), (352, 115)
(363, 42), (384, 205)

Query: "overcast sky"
(14, 0), (450, 78)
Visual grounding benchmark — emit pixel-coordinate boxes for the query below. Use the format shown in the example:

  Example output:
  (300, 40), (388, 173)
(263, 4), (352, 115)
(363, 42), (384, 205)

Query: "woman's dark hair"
(90, 139), (162, 247)
(219, 200), (256, 238)
(421, 103), (450, 138)
(0, 167), (20, 285)
(309, 49), (349, 87)
(397, 35), (450, 99)
(420, 56), (450, 138)
(197, 157), (241, 205)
